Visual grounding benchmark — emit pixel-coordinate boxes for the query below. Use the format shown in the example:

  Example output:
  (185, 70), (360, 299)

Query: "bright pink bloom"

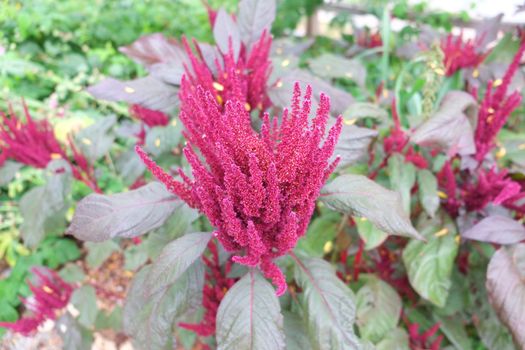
(437, 161), (461, 217)
(137, 82), (342, 295)
(441, 34), (489, 76)
(0, 103), (66, 168)
(407, 321), (443, 350)
(356, 30), (382, 48)
(129, 104), (170, 128)
(0, 267), (73, 336)
(179, 240), (236, 337)
(182, 31), (272, 113)
(474, 39), (525, 161)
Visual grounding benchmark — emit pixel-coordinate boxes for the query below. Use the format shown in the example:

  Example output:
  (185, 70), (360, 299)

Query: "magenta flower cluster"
(0, 267), (73, 335)
(137, 79), (342, 295)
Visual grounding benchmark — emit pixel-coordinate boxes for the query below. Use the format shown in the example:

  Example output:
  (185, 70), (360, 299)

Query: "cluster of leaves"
(1, 0), (525, 350)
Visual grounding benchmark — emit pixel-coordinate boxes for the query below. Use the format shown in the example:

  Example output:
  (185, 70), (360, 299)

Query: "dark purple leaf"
(149, 62), (185, 85)
(119, 33), (187, 67)
(411, 91), (477, 158)
(292, 256), (361, 350)
(474, 14), (503, 49)
(320, 174), (423, 240)
(74, 115), (116, 163)
(213, 9), (241, 61)
(145, 232), (212, 297)
(333, 123), (377, 169)
(87, 76), (179, 113)
(486, 244), (525, 348)
(67, 182), (181, 242)
(463, 215), (525, 244)
(216, 269), (285, 350)
(238, 0), (276, 49)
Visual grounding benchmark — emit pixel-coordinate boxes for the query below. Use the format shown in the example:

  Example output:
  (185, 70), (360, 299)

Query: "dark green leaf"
(434, 315), (471, 350)
(320, 174), (422, 240)
(124, 244), (149, 271)
(293, 256), (361, 350)
(59, 263), (86, 284)
(67, 182), (181, 242)
(216, 269), (285, 350)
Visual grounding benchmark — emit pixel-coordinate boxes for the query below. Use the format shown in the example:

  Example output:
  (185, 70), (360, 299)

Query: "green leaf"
(434, 315), (471, 350)
(356, 275), (402, 343)
(355, 217), (388, 250)
(85, 240), (120, 269)
(216, 269), (285, 350)
(145, 232), (212, 297)
(376, 328), (410, 350)
(283, 311), (313, 350)
(486, 244), (525, 348)
(56, 313), (93, 350)
(320, 174), (422, 240)
(417, 169), (439, 218)
(0, 161), (22, 186)
(59, 263), (86, 284)
(144, 124), (182, 157)
(123, 262), (204, 350)
(388, 154), (416, 215)
(67, 182), (181, 242)
(71, 285), (98, 328)
(296, 212), (340, 257)
(402, 216), (459, 307)
(293, 256), (361, 350)
(124, 244), (149, 271)
(44, 238), (81, 268)
(95, 306), (122, 331)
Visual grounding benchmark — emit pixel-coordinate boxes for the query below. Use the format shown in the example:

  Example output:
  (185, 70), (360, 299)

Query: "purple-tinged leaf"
(216, 269), (285, 350)
(333, 124), (378, 169)
(67, 182), (181, 242)
(411, 91), (477, 158)
(55, 313), (93, 350)
(145, 232), (212, 297)
(149, 62), (185, 85)
(473, 14), (503, 49)
(292, 256), (361, 350)
(238, 0), (276, 49)
(119, 33), (187, 67)
(462, 215), (525, 244)
(213, 9), (241, 61)
(123, 262), (204, 350)
(198, 42), (222, 75)
(74, 115), (116, 163)
(320, 174), (423, 240)
(486, 244), (525, 348)
(87, 76), (179, 113)
(283, 311), (313, 350)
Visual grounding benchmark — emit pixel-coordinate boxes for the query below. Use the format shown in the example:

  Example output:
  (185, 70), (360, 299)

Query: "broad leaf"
(119, 33), (187, 67)
(376, 328), (409, 350)
(462, 215), (525, 244)
(124, 244), (149, 271)
(309, 53), (366, 86)
(342, 102), (388, 122)
(296, 212), (340, 257)
(75, 115), (116, 163)
(123, 262), (204, 350)
(434, 315), (472, 350)
(402, 216), (459, 307)
(238, 0), (276, 48)
(20, 160), (71, 247)
(115, 149), (146, 186)
(216, 269), (285, 350)
(320, 174), (422, 240)
(356, 275), (402, 343)
(334, 124), (378, 169)
(411, 91), (477, 157)
(144, 124), (183, 157)
(417, 169), (439, 218)
(283, 311), (313, 350)
(355, 217), (388, 250)
(486, 244), (525, 348)
(71, 285), (98, 328)
(88, 76), (179, 113)
(388, 154), (416, 215)
(56, 313), (93, 350)
(85, 240), (120, 269)
(213, 9), (241, 61)
(67, 182), (181, 242)
(145, 232), (212, 297)
(293, 256), (361, 350)
(0, 160), (22, 186)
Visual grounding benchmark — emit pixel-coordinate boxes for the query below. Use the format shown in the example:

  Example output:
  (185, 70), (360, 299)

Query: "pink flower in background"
(129, 104), (170, 128)
(0, 103), (66, 168)
(441, 34), (489, 76)
(0, 267), (73, 336)
(137, 82), (342, 295)
(473, 39), (525, 162)
(356, 30), (382, 48)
